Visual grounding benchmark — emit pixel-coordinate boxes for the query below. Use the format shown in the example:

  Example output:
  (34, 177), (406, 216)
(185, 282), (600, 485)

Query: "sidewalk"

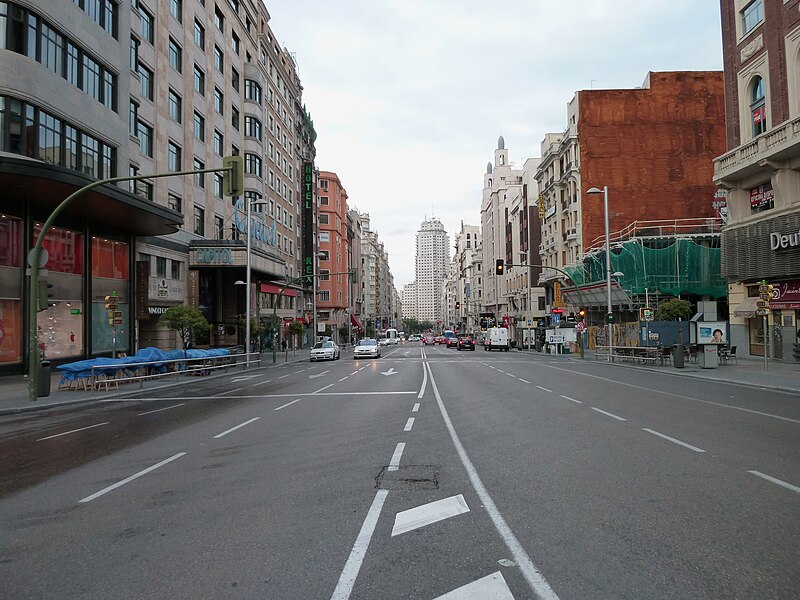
(0, 352), (308, 416)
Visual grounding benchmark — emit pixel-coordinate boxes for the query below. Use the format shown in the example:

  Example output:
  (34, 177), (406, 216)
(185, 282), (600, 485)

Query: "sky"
(267, 0), (724, 288)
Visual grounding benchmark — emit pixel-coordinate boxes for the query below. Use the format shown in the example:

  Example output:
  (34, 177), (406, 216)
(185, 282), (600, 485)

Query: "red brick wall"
(579, 71), (727, 250)
(318, 171), (349, 313)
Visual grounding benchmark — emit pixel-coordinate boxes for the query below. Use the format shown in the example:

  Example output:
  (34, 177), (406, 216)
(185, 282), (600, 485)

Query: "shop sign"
(302, 161), (315, 286)
(750, 183), (774, 210)
(233, 199), (276, 247)
(769, 230), (800, 252)
(157, 278), (169, 297)
(194, 247), (233, 265)
(148, 306), (170, 315)
(770, 280), (800, 309)
(545, 205), (557, 219)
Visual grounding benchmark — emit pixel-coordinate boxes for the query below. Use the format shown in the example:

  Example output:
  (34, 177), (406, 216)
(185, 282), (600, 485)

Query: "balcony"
(714, 116), (800, 184)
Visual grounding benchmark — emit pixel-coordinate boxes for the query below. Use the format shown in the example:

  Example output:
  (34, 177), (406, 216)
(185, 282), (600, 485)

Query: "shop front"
(0, 156), (181, 374)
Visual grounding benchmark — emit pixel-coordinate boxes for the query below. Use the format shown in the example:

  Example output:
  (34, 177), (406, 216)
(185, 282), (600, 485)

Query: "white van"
(483, 327), (510, 351)
(385, 328), (400, 345)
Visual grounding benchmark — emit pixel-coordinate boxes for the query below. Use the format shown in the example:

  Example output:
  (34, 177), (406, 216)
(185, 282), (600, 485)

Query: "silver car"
(353, 338), (381, 359)
(310, 340), (340, 362)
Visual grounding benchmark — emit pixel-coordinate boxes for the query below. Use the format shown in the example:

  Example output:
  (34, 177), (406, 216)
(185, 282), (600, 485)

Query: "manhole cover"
(375, 465), (439, 490)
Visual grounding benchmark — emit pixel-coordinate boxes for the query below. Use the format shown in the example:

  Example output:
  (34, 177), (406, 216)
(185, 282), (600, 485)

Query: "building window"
(168, 194), (182, 213)
(168, 141), (181, 172)
(168, 89), (182, 122)
(750, 181), (774, 213)
(213, 45), (224, 72)
(214, 215), (224, 240)
(137, 62), (153, 100)
(129, 36), (139, 71)
(169, 0), (182, 23)
(193, 64), (205, 95)
(214, 6), (224, 30)
(244, 115), (262, 139)
(244, 79), (262, 104)
(320, 196), (329, 205)
(129, 100), (138, 137)
(193, 111), (205, 141)
(193, 158), (205, 188)
(231, 106), (239, 130)
(137, 120), (153, 156)
(139, 6), (154, 44)
(193, 206), (205, 235)
(168, 37), (182, 73)
(171, 259), (182, 280)
(214, 173), (224, 198)
(244, 153), (262, 178)
(319, 214), (329, 225)
(318, 291), (330, 302)
(231, 67), (239, 93)
(213, 130), (224, 156)
(742, 0), (763, 35)
(751, 76), (766, 137)
(193, 19), (205, 49)
(155, 256), (167, 278)
(231, 31), (240, 55)
(213, 87), (224, 114)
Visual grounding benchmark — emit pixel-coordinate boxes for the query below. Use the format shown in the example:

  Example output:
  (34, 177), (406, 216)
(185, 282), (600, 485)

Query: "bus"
(385, 328), (400, 344)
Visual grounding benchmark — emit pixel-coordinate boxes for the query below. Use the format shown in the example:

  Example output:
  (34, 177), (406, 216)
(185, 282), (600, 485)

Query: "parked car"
(310, 340), (340, 361)
(457, 335), (476, 351)
(353, 338), (381, 359)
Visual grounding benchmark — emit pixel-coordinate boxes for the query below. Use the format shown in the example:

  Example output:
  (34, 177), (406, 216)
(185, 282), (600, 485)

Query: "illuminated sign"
(302, 161), (315, 286)
(194, 248), (233, 264)
(233, 199), (276, 246)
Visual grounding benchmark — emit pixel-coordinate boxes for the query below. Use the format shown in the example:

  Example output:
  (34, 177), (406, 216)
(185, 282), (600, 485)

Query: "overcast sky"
(267, 1), (724, 288)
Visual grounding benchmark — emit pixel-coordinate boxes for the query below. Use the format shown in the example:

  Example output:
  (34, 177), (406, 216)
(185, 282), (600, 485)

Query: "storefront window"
(91, 237), (128, 278)
(36, 302), (84, 359)
(0, 214), (22, 267)
(34, 224), (84, 274)
(0, 299), (22, 364)
(91, 301), (129, 354)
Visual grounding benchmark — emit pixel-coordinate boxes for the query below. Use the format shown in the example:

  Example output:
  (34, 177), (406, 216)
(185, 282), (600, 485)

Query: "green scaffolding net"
(564, 239), (726, 298)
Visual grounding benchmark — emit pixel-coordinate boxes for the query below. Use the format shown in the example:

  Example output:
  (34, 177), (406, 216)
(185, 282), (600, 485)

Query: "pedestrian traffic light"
(37, 278), (54, 311)
(578, 308), (586, 319)
(607, 312), (615, 323)
(495, 259), (504, 275)
(222, 155), (244, 197)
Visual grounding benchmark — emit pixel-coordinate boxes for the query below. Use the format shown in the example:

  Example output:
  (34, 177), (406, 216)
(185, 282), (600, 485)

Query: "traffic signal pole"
(27, 164), (235, 402)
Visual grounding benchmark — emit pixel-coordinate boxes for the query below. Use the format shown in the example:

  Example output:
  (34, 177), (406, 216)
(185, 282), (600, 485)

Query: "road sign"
(759, 293), (771, 301)
(552, 313), (561, 324)
(575, 321), (586, 333)
(113, 318), (123, 325)
(548, 335), (565, 344)
(755, 308), (769, 316)
(756, 300), (769, 309)
(639, 307), (654, 322)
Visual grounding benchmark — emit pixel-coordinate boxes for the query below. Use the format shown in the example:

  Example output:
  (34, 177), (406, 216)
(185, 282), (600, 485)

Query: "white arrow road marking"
(309, 370), (330, 379)
(432, 571), (515, 600)
(391, 494), (470, 536)
(381, 367), (398, 376)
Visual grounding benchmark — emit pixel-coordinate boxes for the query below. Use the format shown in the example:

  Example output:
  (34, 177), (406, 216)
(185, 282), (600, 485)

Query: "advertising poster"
(697, 321), (727, 345)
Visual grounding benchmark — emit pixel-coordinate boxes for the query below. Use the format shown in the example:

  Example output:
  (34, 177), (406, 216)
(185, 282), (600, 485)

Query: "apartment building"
(451, 222), (483, 332)
(346, 208), (363, 340)
(411, 217), (450, 324)
(537, 72), (726, 324)
(714, 0), (800, 359)
(316, 171), (349, 341)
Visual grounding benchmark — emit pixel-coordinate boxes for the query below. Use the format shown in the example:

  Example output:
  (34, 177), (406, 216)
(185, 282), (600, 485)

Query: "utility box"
(697, 345), (719, 369)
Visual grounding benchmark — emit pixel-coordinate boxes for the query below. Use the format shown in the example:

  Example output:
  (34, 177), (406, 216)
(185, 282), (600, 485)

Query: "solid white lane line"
(278, 374), (292, 379)
(358, 366), (367, 371)
(391, 494), (470, 537)
(218, 386), (247, 396)
(137, 403), (185, 416)
(329, 489), (389, 600)
(496, 369), (506, 374)
(412, 402), (420, 412)
(425, 363), (560, 600)
(418, 360), (428, 398)
(538, 363), (800, 424)
(642, 428), (705, 453)
(506, 372), (516, 378)
(314, 384), (335, 394)
(213, 417), (261, 439)
(519, 378), (531, 384)
(274, 399), (301, 411)
(79, 452), (186, 503)
(351, 371), (358, 376)
(433, 571), (514, 600)
(590, 407), (627, 421)
(387, 442), (406, 471)
(404, 417), (415, 432)
(38, 422), (109, 441)
(560, 395), (582, 404)
(748, 470), (800, 495)
(536, 385), (553, 393)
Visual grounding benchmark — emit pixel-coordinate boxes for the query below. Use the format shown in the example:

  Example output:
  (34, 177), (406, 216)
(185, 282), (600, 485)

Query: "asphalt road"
(1, 343), (798, 599)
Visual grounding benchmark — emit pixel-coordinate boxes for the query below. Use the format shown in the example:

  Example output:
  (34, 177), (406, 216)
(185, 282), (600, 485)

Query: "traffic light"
(222, 155), (244, 197)
(37, 278), (54, 311)
(607, 312), (615, 323)
(578, 308), (586, 319)
(455, 301), (460, 310)
(495, 259), (504, 275)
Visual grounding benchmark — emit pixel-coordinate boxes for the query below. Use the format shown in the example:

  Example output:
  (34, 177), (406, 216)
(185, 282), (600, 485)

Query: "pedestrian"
(281, 338), (287, 352)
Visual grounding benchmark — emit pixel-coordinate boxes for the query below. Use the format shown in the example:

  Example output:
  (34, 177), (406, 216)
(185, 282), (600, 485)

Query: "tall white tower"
(414, 218), (450, 324)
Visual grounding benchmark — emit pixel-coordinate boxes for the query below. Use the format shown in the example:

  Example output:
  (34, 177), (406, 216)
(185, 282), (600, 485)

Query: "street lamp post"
(587, 186), (613, 361)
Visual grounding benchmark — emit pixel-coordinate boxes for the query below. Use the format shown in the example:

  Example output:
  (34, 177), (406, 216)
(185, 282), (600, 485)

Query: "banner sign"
(302, 162), (315, 286)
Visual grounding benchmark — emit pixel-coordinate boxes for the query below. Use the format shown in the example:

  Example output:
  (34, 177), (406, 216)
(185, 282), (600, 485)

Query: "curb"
(0, 355), (310, 416)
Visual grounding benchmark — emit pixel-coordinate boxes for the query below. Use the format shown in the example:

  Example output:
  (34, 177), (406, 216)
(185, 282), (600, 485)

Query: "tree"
(160, 305), (211, 353)
(656, 297), (693, 321)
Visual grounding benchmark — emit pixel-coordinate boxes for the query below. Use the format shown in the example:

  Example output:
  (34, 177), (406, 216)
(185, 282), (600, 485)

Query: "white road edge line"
(137, 403), (185, 416)
(329, 489), (389, 600)
(38, 422), (109, 441)
(560, 395), (582, 404)
(642, 428), (705, 453)
(412, 402), (420, 412)
(747, 470), (800, 495)
(424, 362), (560, 600)
(213, 417), (261, 439)
(418, 361), (428, 398)
(536, 385), (553, 393)
(387, 442), (406, 471)
(404, 417), (415, 432)
(274, 399), (301, 411)
(590, 407), (627, 421)
(79, 452), (186, 503)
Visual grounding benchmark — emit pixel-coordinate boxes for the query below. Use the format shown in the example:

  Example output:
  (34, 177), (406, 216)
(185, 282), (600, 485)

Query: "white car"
(378, 338), (390, 347)
(353, 338), (381, 359)
(408, 335), (421, 342)
(310, 340), (340, 361)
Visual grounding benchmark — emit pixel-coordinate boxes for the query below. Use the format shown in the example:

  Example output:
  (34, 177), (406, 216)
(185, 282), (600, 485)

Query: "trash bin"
(673, 344), (685, 369)
(38, 360), (52, 397)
